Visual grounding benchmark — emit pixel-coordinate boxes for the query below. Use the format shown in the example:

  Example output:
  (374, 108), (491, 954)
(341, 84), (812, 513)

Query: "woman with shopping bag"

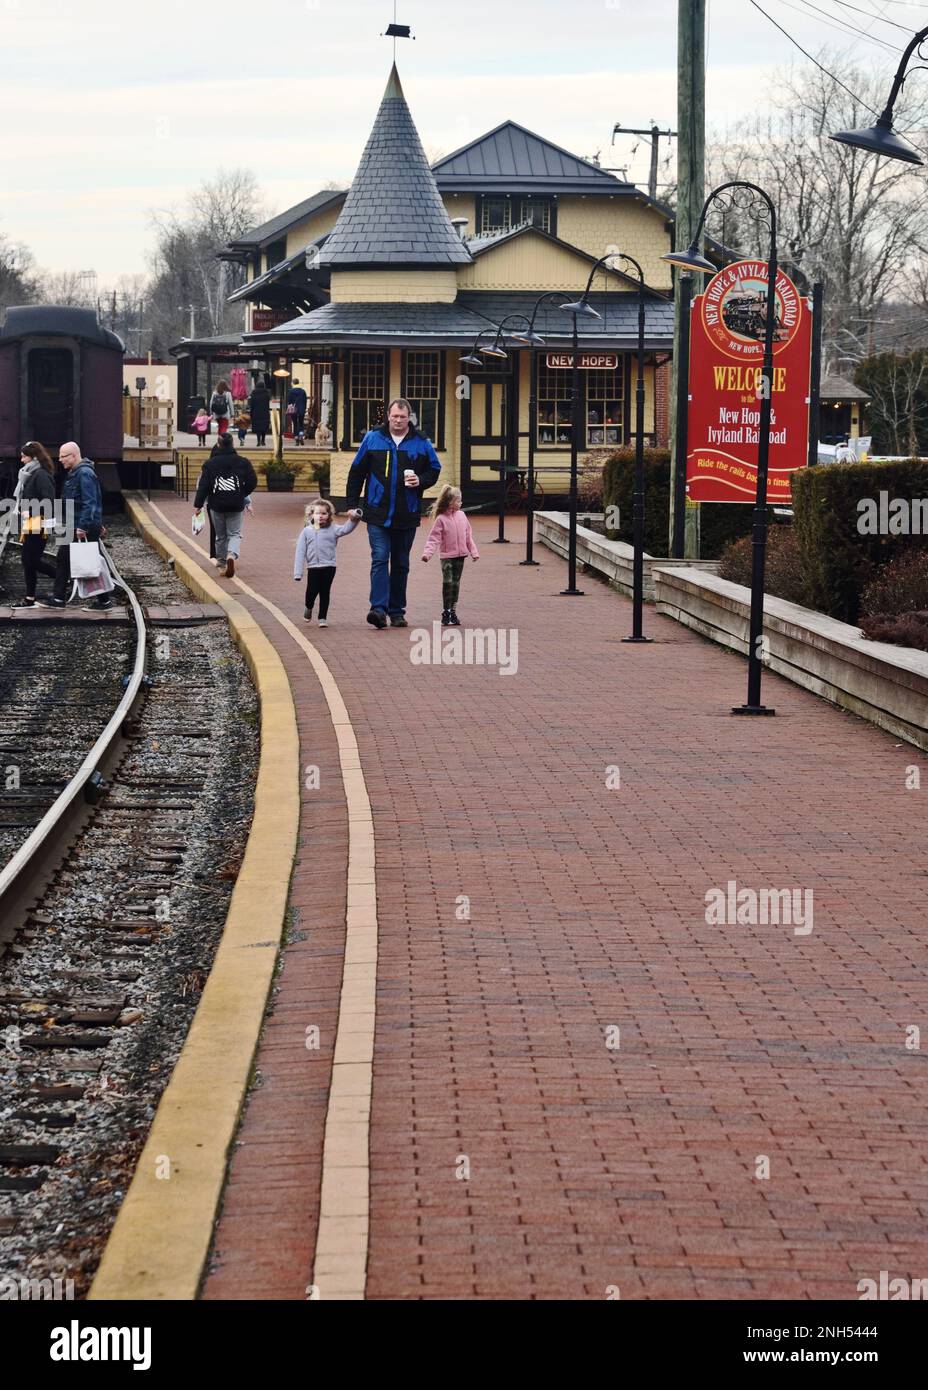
(47, 442), (111, 610)
(13, 441), (57, 607)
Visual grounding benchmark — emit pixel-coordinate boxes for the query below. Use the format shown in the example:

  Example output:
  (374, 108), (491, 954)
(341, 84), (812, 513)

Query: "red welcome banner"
(686, 260), (812, 503)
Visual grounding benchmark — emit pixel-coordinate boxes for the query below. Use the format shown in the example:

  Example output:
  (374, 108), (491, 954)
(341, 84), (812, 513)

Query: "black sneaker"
(366, 607), (387, 629)
(43, 597), (67, 608)
(448, 610), (461, 626)
(389, 614), (408, 627)
(91, 596), (115, 611)
(441, 609), (451, 626)
(12, 598), (37, 609)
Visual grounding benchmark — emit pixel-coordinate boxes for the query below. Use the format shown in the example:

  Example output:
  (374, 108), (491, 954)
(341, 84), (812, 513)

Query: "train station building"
(215, 66), (679, 506)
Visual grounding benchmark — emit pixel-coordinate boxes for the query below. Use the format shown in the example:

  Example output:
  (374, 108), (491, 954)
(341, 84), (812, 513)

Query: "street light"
(510, 292), (575, 566)
(459, 323), (524, 544)
(272, 361), (290, 463)
(616, 254), (653, 644)
(830, 26), (928, 165)
(664, 180), (778, 716)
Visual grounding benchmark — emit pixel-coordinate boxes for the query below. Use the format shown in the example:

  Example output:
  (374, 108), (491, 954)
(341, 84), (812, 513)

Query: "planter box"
(652, 564), (928, 751)
(265, 473), (296, 492)
(534, 510), (719, 599)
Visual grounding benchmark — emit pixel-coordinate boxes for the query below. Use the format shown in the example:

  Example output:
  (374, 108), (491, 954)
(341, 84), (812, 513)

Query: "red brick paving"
(144, 490), (928, 1302)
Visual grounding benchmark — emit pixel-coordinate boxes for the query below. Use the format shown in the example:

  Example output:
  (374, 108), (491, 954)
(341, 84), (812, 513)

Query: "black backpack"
(209, 460), (244, 511)
(211, 393), (227, 417)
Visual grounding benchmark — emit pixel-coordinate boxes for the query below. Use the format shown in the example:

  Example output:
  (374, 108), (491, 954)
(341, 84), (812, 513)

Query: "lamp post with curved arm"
(509, 293), (575, 565)
(830, 26), (928, 165)
(461, 317), (530, 544)
(663, 180), (778, 716)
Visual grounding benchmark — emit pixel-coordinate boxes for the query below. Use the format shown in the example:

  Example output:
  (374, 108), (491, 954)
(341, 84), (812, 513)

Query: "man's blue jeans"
(367, 524), (417, 616)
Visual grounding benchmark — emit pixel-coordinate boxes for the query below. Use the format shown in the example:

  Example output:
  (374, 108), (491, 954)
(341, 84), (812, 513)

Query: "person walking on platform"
(287, 379), (308, 444)
(193, 432), (257, 579)
(293, 499), (362, 626)
(249, 379), (271, 448)
(13, 441), (57, 607)
(47, 442), (110, 610)
(346, 397), (441, 629)
(210, 380), (234, 437)
(420, 484), (479, 626)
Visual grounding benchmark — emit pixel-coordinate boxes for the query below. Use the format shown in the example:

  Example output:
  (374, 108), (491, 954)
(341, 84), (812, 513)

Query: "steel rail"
(0, 544), (148, 920)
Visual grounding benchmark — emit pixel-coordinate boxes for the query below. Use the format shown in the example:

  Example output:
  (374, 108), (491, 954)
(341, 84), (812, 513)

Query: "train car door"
(27, 346), (74, 450)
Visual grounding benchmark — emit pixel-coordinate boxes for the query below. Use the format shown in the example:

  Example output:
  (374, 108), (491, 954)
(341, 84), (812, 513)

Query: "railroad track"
(0, 536), (257, 1292)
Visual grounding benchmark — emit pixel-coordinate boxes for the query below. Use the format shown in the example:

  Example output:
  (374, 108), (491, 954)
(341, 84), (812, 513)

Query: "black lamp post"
(663, 180), (778, 716)
(830, 26), (928, 165)
(460, 327), (512, 543)
(509, 293), (574, 566)
(560, 257), (623, 596)
(616, 254), (653, 644)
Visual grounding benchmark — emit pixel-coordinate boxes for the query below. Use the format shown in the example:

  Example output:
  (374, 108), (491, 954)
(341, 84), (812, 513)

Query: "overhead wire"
(748, 0), (881, 110)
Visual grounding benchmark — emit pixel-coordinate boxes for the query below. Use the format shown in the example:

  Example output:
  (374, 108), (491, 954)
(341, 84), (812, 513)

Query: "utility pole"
(613, 122), (677, 199)
(668, 0), (705, 557)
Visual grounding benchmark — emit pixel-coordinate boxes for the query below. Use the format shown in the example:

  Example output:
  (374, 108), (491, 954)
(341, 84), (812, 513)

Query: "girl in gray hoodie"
(293, 499), (362, 626)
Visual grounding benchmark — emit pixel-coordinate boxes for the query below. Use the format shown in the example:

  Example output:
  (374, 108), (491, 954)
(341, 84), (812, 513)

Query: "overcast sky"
(0, 0), (918, 282)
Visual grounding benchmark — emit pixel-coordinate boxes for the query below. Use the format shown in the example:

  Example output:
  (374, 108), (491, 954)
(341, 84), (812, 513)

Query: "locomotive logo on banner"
(686, 260), (812, 503)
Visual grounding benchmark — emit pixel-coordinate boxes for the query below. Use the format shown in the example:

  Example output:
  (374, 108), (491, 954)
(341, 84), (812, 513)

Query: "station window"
(585, 366), (624, 448)
(478, 196), (553, 236)
(349, 352), (386, 441)
(536, 362), (574, 448)
(403, 351), (442, 442)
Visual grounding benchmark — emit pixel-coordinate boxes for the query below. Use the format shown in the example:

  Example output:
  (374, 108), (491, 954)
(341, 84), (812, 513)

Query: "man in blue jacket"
(47, 442), (110, 609)
(346, 398), (441, 628)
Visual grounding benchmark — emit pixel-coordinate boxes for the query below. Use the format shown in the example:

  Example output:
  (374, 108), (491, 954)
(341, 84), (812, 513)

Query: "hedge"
(791, 459), (928, 623)
(601, 449), (770, 559)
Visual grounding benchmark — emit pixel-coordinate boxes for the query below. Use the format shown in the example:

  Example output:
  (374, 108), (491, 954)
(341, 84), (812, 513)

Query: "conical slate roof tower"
(318, 66), (472, 269)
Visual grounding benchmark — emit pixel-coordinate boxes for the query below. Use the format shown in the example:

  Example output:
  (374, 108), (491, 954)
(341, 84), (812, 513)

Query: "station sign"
(686, 260), (812, 504)
(545, 353), (618, 370)
(251, 309), (293, 332)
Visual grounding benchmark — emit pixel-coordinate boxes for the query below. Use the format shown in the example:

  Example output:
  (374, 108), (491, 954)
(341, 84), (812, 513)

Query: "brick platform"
(142, 492), (928, 1302)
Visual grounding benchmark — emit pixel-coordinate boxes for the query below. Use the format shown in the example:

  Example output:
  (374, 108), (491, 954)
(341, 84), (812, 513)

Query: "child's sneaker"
(440, 609), (451, 626)
(448, 610), (461, 626)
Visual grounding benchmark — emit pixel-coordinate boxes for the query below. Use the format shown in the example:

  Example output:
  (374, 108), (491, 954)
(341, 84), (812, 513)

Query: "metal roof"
(230, 189), (345, 251)
(317, 66), (472, 270)
(241, 289), (674, 351)
(433, 120), (634, 193)
(0, 305), (123, 350)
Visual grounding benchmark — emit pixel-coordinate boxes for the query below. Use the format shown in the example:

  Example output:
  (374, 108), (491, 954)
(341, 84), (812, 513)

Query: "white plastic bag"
(69, 540), (103, 578)
(192, 509), (206, 536)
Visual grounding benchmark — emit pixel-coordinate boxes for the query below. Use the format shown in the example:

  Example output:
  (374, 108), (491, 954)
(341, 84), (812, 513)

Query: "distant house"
(189, 66), (682, 505)
(819, 374), (869, 445)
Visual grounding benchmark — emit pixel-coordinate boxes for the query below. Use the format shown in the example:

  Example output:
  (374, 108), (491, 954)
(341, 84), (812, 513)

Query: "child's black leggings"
(441, 556), (465, 609)
(305, 565), (336, 618)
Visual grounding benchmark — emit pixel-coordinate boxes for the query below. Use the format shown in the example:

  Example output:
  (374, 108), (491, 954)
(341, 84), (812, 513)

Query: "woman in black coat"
(249, 382), (271, 447)
(14, 441), (57, 606)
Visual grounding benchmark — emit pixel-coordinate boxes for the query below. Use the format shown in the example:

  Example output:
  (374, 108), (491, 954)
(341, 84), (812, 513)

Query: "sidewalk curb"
(88, 494), (300, 1301)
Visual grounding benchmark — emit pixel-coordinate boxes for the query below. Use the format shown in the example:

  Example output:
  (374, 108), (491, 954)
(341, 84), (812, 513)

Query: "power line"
(777, 0), (903, 51)
(748, 0), (881, 111)
(829, 0), (917, 32)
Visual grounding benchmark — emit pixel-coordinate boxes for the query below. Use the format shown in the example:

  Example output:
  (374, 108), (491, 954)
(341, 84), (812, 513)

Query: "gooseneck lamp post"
(560, 257), (627, 595)
(617, 255), (653, 644)
(830, 26), (928, 165)
(663, 181), (778, 716)
(478, 314), (532, 545)
(510, 293), (574, 566)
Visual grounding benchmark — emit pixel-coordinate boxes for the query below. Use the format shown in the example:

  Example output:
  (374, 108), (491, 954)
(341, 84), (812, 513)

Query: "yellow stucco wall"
(556, 196), (672, 290)
(330, 270), (459, 304)
(283, 202), (344, 261)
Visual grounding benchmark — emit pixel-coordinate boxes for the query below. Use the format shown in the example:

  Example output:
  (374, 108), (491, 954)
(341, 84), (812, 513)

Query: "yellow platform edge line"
(137, 494), (379, 1302)
(88, 495), (301, 1301)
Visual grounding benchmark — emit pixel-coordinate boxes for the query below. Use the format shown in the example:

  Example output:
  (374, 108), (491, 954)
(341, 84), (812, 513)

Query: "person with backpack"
(210, 380), (234, 436)
(47, 442), (111, 610)
(193, 433), (257, 578)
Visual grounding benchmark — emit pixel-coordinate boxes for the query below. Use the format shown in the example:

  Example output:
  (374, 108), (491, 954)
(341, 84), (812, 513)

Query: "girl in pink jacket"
(421, 485), (479, 625)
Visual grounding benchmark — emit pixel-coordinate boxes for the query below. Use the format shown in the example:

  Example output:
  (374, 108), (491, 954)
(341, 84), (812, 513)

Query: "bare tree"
(707, 56), (928, 373)
(0, 233), (39, 313)
(146, 169), (266, 355)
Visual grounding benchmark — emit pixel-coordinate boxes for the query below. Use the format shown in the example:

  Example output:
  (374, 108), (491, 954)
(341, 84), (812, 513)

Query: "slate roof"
(242, 290), (675, 351)
(821, 374), (869, 401)
(433, 121), (634, 194)
(317, 66), (472, 269)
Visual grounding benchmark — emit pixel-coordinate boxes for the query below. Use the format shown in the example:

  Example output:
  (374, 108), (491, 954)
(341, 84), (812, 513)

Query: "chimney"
(451, 217), (469, 241)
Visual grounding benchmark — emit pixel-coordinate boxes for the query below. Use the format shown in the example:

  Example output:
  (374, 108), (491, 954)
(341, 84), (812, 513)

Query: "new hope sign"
(686, 260), (812, 504)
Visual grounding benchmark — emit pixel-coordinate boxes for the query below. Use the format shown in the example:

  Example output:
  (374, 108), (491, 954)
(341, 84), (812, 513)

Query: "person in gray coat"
(293, 499), (362, 625)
